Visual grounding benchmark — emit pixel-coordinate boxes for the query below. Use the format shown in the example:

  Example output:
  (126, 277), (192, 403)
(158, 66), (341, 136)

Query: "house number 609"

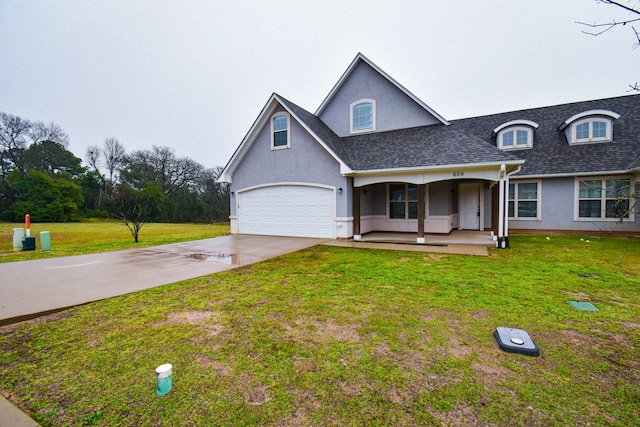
(453, 172), (464, 177)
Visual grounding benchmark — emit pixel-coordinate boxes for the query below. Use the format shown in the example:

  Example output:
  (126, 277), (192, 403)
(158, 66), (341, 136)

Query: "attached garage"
(238, 185), (336, 238)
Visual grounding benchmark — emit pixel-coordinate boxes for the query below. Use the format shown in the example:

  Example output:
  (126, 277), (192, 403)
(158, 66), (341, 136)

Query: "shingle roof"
(452, 94), (640, 176)
(280, 95), (518, 171)
(277, 95), (352, 166)
(340, 126), (520, 170)
(280, 93), (639, 176)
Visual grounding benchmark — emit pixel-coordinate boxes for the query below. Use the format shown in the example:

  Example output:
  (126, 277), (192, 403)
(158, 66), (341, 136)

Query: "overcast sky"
(1, 1), (638, 170)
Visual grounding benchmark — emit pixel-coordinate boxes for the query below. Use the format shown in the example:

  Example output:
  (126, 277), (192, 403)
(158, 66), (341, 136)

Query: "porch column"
(417, 183), (425, 244)
(503, 177), (510, 248)
(497, 178), (505, 248)
(497, 178), (510, 249)
(353, 186), (361, 241)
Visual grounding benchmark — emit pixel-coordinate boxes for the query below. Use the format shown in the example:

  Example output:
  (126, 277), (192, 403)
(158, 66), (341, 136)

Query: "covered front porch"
(347, 162), (523, 248)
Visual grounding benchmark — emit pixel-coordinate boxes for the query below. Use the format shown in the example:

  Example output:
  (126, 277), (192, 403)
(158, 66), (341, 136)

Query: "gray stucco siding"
(429, 181), (455, 216)
(319, 62), (441, 137)
(509, 177), (639, 232)
(229, 111), (348, 217)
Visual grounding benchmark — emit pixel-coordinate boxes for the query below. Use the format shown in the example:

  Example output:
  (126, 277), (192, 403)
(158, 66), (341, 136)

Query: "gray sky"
(1, 1), (638, 170)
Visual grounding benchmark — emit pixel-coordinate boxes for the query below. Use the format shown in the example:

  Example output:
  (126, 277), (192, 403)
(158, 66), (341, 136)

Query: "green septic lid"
(567, 300), (599, 312)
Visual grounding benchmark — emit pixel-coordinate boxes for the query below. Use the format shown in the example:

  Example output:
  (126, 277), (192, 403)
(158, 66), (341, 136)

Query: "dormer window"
(559, 109), (620, 145)
(271, 113), (290, 149)
(350, 99), (376, 133)
(573, 118), (611, 143)
(493, 120), (538, 150)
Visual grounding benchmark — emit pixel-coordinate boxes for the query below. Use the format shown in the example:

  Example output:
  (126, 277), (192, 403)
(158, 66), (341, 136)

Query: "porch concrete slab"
(324, 240), (490, 256)
(360, 231), (496, 247)
(0, 235), (322, 325)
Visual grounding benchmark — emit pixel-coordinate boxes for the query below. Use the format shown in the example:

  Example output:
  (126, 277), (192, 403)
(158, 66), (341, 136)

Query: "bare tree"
(577, 0), (640, 91)
(0, 112), (31, 175)
(102, 137), (125, 183)
(85, 144), (102, 175)
(28, 121), (70, 147)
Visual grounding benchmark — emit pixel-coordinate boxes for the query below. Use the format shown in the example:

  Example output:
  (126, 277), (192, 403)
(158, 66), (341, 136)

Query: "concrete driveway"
(0, 235), (323, 325)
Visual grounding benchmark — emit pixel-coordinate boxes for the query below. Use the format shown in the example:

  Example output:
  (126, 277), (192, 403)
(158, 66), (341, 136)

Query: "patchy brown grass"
(0, 235), (639, 426)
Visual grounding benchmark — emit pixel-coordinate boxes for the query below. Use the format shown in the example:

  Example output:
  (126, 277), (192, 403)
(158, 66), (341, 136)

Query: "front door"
(459, 183), (481, 230)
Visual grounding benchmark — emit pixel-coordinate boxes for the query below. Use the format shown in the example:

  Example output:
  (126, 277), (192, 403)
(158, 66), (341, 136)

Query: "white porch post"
(497, 165), (507, 249)
(503, 176), (510, 248)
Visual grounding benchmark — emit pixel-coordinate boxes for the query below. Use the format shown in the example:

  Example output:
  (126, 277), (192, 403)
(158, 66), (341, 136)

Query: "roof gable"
(315, 53), (449, 129)
(218, 94), (352, 183)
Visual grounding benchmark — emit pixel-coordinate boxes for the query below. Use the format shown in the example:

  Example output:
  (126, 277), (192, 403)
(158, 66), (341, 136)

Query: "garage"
(238, 185), (336, 238)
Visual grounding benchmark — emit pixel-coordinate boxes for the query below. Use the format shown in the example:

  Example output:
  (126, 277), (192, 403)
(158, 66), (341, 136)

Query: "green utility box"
(40, 231), (51, 251)
(22, 236), (36, 251)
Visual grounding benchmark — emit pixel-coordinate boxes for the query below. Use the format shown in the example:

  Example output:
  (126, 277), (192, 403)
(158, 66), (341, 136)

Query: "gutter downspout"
(499, 164), (523, 249)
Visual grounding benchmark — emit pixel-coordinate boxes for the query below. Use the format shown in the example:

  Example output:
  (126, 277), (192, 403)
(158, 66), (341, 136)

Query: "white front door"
(459, 183), (481, 230)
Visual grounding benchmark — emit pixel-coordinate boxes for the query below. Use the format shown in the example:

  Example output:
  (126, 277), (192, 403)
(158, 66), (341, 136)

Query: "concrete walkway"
(0, 235), (323, 325)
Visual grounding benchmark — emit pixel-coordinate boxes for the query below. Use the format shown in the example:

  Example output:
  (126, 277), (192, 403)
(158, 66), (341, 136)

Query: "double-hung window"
(389, 183), (419, 219)
(271, 113), (290, 149)
(350, 99), (376, 133)
(577, 178), (632, 220)
(508, 181), (540, 219)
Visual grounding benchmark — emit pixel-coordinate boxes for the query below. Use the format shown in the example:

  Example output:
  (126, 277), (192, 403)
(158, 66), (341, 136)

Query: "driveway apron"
(0, 235), (322, 325)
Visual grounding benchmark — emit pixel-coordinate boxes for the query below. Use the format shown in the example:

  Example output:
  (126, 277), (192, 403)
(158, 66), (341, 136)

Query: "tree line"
(0, 112), (229, 238)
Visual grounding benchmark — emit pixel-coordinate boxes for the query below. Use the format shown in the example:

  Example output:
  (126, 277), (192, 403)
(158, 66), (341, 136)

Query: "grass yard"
(0, 221), (230, 263)
(0, 234), (639, 426)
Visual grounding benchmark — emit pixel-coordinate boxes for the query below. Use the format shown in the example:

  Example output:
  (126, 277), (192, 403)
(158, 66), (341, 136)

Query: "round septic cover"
(510, 337), (524, 345)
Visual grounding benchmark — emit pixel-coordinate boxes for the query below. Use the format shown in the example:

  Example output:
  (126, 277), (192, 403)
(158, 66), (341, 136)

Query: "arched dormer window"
(271, 112), (290, 149)
(493, 120), (539, 150)
(559, 109), (620, 145)
(350, 99), (376, 134)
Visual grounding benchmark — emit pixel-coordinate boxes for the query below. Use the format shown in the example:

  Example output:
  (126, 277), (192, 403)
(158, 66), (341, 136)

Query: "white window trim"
(559, 109), (620, 130)
(350, 99), (376, 134)
(497, 126), (533, 150)
(573, 176), (635, 222)
(570, 118), (612, 144)
(493, 120), (539, 134)
(271, 112), (290, 150)
(508, 180), (542, 220)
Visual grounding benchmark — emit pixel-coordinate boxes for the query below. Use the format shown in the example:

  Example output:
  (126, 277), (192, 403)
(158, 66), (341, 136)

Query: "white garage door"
(238, 185), (335, 238)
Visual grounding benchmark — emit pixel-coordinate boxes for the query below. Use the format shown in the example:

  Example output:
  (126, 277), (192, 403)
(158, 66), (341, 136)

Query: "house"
(218, 53), (639, 246)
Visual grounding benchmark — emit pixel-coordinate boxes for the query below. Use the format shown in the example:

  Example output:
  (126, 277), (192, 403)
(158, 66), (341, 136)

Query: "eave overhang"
(346, 160), (524, 187)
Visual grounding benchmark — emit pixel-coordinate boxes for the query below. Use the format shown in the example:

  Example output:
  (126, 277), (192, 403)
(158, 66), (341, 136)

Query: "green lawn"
(0, 234), (639, 426)
(0, 221), (230, 263)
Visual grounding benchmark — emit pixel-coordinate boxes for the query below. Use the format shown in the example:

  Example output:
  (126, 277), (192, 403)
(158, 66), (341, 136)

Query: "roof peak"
(314, 53), (449, 126)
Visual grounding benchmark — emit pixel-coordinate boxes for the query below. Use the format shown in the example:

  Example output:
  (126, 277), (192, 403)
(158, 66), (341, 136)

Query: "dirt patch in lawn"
(165, 310), (216, 324)
(432, 403), (490, 427)
(280, 317), (361, 343)
(194, 355), (233, 377)
(563, 291), (590, 300)
(243, 385), (271, 406)
(159, 310), (225, 337)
